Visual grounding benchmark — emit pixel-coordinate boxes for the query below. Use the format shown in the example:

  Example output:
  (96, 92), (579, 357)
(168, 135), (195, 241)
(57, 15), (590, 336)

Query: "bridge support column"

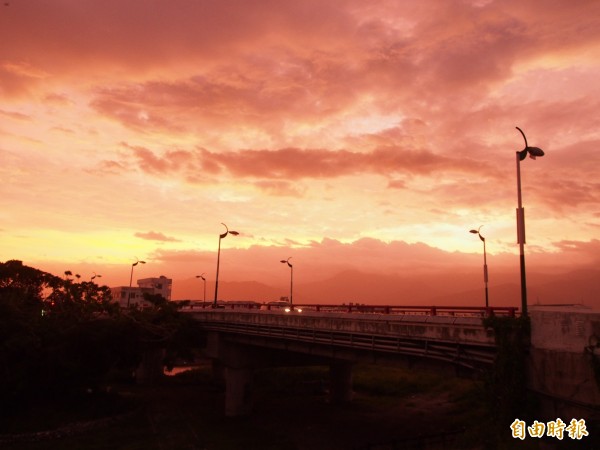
(329, 362), (353, 403)
(204, 331), (256, 416)
(225, 367), (254, 417)
(135, 348), (165, 385)
(211, 359), (226, 388)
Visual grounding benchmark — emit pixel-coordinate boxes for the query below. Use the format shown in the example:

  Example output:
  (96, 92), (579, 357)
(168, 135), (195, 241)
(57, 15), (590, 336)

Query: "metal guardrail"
(182, 302), (517, 317)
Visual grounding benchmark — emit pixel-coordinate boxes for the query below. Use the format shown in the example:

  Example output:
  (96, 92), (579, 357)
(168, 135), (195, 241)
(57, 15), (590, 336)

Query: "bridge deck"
(189, 309), (498, 370)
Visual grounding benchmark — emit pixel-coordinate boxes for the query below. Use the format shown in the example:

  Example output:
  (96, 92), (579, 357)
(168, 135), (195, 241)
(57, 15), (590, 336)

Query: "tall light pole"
(280, 257), (293, 308)
(214, 223), (239, 308)
(470, 226), (489, 308)
(515, 126), (544, 317)
(196, 273), (206, 304)
(128, 258), (146, 307)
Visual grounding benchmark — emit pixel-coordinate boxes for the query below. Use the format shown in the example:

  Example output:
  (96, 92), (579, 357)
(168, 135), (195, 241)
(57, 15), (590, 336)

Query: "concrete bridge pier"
(224, 367), (254, 417)
(205, 332), (256, 417)
(329, 361), (354, 403)
(211, 359), (226, 389)
(135, 347), (165, 385)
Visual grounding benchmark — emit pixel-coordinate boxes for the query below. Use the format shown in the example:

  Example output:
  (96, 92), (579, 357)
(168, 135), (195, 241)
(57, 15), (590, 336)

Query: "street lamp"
(515, 126), (544, 317)
(213, 223), (239, 308)
(91, 272), (102, 282)
(469, 226), (489, 308)
(196, 273), (206, 304)
(280, 257), (293, 309)
(128, 258), (146, 307)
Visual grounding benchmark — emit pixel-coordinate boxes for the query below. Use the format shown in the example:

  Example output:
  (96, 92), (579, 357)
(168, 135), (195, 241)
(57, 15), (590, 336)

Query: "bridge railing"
(296, 304), (516, 317)
(184, 302), (517, 317)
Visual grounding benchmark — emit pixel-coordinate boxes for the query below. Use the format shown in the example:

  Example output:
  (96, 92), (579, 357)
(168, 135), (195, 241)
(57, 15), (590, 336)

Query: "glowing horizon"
(2, 1), (599, 305)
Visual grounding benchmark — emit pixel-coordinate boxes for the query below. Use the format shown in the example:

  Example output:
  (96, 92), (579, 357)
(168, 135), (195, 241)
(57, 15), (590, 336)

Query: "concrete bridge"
(186, 305), (503, 416)
(180, 304), (600, 420)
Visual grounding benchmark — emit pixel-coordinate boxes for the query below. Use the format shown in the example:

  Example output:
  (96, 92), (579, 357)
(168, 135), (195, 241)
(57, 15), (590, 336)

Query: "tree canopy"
(0, 260), (203, 413)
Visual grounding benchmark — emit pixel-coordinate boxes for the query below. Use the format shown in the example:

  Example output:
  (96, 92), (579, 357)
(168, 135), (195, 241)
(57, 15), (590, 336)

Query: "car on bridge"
(260, 301), (302, 313)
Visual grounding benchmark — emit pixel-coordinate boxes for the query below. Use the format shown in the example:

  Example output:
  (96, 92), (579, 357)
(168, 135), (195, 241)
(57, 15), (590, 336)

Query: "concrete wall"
(529, 306), (600, 419)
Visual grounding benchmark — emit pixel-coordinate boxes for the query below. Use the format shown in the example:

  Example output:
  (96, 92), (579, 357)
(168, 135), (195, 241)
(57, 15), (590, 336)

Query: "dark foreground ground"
(0, 364), (595, 450)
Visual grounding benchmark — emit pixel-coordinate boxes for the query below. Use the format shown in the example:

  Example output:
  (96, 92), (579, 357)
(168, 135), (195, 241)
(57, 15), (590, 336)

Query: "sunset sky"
(2, 1), (599, 306)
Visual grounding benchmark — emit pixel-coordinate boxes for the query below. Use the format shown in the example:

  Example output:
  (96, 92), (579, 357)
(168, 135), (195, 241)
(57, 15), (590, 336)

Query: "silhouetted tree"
(126, 293), (204, 372)
(0, 261), (204, 415)
(0, 261), (124, 411)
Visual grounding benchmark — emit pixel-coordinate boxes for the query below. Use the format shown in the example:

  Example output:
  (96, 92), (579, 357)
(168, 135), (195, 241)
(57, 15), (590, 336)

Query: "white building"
(111, 275), (173, 308)
(137, 276), (172, 301)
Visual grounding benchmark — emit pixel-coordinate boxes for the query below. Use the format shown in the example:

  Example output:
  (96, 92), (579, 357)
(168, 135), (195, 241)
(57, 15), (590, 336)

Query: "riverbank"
(1, 364), (490, 450)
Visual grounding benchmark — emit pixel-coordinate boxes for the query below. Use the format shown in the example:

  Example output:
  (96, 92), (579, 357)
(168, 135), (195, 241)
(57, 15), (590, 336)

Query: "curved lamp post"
(213, 223), (239, 308)
(128, 258), (146, 307)
(469, 226), (489, 308)
(280, 257), (293, 308)
(91, 272), (102, 282)
(515, 126), (544, 317)
(196, 273), (206, 304)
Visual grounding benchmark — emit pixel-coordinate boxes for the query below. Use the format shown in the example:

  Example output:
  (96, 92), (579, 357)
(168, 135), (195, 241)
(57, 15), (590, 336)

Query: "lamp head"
(470, 227), (485, 242)
(220, 223), (239, 238)
(516, 127), (544, 161)
(519, 147), (544, 161)
(527, 146), (544, 160)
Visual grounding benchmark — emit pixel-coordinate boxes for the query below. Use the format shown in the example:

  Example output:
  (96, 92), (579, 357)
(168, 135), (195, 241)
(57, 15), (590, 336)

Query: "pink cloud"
(134, 231), (181, 242)
(3, 0), (600, 308)
(120, 143), (196, 174)
(123, 145), (494, 182)
(387, 179), (407, 190)
(144, 237), (600, 306)
(0, 63), (40, 98)
(254, 180), (306, 197)
(0, 109), (31, 121)
(93, 160), (127, 175)
(551, 239), (600, 261)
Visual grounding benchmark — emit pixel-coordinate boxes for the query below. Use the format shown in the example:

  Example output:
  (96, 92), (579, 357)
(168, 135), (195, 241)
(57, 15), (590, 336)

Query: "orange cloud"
(2, 0), (600, 309)
(122, 145), (494, 181)
(0, 109), (31, 121)
(134, 231), (181, 242)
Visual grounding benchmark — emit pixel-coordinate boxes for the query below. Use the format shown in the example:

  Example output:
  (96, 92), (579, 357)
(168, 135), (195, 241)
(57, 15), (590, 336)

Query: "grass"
(0, 362), (557, 450)
(1, 375), (297, 450)
(0, 390), (133, 435)
(353, 363), (457, 396)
